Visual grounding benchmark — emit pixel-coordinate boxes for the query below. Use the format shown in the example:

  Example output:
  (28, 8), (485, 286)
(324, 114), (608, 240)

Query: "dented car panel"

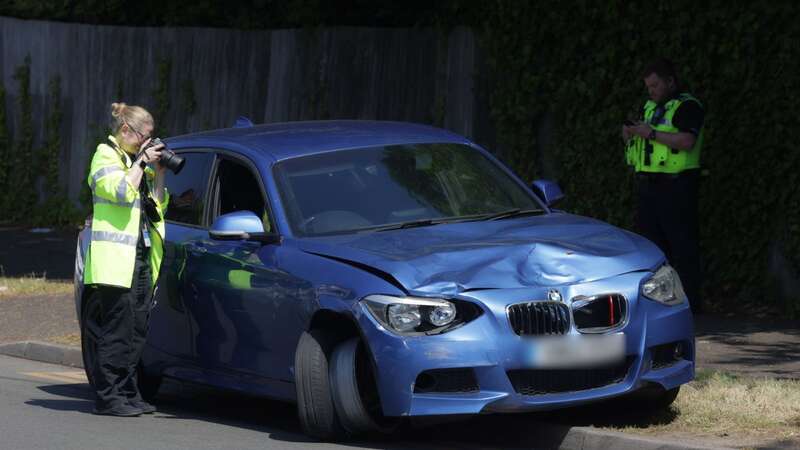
(294, 213), (665, 295)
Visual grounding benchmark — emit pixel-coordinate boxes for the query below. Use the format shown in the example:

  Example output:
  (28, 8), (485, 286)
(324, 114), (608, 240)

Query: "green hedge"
(0, 56), (82, 227)
(478, 1), (800, 313)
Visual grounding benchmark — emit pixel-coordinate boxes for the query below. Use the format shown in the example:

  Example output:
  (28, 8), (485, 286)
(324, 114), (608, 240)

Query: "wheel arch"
(302, 308), (391, 412)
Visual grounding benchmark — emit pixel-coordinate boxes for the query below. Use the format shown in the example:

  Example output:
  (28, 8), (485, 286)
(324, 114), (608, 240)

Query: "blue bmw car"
(75, 120), (694, 439)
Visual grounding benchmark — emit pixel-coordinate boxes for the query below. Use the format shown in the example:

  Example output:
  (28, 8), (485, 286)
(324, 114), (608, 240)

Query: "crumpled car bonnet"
(298, 213), (663, 296)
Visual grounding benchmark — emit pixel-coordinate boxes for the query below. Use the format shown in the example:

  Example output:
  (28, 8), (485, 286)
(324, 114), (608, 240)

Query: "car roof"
(167, 120), (473, 162)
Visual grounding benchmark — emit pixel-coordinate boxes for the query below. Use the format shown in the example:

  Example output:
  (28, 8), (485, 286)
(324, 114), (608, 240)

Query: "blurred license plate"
(529, 333), (625, 369)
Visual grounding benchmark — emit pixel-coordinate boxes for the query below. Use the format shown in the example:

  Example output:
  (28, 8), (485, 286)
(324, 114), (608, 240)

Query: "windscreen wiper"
(364, 218), (441, 232)
(479, 208), (545, 221)
(358, 210), (543, 233)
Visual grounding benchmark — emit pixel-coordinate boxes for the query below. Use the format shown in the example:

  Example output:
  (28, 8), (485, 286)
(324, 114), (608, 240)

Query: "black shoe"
(128, 399), (156, 414)
(92, 402), (142, 417)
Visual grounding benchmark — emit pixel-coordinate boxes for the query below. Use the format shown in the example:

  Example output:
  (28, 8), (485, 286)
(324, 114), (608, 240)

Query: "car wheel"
(80, 290), (101, 388)
(652, 386), (680, 409)
(330, 338), (399, 435)
(626, 385), (680, 411)
(137, 362), (162, 402)
(295, 330), (346, 440)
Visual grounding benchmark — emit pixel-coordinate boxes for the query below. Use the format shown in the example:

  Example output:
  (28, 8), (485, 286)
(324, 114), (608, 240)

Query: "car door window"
(164, 152), (214, 226)
(213, 157), (272, 232)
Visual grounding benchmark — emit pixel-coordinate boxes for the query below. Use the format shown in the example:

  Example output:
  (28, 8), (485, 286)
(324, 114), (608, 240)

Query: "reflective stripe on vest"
(116, 177), (128, 203)
(91, 229), (138, 247)
(93, 195), (141, 209)
(89, 166), (123, 190)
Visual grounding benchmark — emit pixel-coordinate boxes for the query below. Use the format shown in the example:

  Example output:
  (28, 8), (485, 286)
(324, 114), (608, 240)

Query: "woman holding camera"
(82, 102), (169, 416)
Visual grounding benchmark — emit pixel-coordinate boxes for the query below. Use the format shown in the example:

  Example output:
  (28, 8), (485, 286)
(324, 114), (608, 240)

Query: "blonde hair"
(110, 102), (154, 135)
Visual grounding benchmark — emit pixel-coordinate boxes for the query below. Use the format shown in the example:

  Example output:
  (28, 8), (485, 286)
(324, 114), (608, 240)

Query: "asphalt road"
(0, 354), (597, 450)
(0, 355), (418, 450)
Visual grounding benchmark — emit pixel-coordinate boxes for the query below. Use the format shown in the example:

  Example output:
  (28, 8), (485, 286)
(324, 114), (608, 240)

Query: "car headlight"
(641, 265), (686, 306)
(362, 294), (477, 335)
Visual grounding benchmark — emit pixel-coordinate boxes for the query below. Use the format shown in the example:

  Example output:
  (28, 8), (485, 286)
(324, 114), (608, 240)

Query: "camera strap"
(108, 137), (134, 168)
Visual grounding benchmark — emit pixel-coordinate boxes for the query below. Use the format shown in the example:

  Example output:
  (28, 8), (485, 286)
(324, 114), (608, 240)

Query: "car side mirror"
(531, 179), (565, 207)
(209, 210), (281, 245)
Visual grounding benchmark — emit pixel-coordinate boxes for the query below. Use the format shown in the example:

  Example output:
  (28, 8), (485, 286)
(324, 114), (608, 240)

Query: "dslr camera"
(143, 137), (185, 174)
(138, 138), (185, 224)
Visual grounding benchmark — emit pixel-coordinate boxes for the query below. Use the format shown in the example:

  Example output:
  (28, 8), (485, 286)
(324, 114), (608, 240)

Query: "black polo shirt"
(670, 96), (704, 137)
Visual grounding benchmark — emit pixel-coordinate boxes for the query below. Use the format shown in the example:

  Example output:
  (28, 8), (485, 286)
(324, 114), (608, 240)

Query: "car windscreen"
(274, 143), (542, 236)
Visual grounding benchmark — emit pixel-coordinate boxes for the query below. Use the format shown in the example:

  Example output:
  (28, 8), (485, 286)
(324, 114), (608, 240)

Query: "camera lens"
(160, 149), (185, 174)
(145, 138), (184, 174)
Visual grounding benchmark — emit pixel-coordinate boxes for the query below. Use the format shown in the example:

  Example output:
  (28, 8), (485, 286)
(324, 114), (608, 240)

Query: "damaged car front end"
(294, 214), (693, 422)
(272, 138), (694, 436)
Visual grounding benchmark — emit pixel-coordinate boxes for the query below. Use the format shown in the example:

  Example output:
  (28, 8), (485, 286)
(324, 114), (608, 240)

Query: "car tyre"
(330, 338), (399, 435)
(652, 386), (680, 409)
(295, 330), (346, 440)
(625, 385), (680, 411)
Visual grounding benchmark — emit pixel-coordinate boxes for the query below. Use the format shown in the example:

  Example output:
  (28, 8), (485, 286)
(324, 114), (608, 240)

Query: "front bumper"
(356, 272), (694, 417)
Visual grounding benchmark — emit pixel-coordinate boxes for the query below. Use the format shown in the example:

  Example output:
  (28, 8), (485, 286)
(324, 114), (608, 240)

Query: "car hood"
(295, 213), (663, 295)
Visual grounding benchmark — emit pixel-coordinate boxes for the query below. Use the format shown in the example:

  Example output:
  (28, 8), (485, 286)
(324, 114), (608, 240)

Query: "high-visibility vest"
(83, 135), (169, 289)
(626, 93), (704, 173)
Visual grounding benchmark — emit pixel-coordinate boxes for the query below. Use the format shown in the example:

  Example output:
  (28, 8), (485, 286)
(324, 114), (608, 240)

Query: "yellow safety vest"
(626, 93), (704, 173)
(83, 135), (169, 288)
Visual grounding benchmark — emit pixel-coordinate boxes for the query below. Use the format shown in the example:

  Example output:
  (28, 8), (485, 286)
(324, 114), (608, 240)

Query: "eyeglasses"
(124, 121), (150, 142)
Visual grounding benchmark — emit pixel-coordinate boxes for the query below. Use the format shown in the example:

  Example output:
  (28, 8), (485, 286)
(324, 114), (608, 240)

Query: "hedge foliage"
(0, 0), (448, 28)
(477, 1), (800, 312)
(0, 57), (81, 226)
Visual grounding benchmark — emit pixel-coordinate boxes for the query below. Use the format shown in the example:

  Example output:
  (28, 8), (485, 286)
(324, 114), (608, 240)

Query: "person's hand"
(137, 139), (164, 167)
(630, 122), (653, 139)
(622, 125), (632, 141)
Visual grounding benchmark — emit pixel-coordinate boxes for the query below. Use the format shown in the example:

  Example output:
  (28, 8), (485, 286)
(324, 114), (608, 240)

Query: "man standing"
(623, 58), (705, 314)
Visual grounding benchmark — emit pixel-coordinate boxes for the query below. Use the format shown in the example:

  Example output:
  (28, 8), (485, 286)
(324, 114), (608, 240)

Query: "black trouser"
(636, 170), (704, 312)
(88, 236), (153, 408)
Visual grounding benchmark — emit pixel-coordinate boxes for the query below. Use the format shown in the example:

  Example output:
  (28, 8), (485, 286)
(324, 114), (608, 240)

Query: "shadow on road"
(26, 398), (94, 413)
(27, 383), (95, 414)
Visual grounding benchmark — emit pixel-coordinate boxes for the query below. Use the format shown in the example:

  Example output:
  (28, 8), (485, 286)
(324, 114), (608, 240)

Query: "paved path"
(0, 293), (78, 344)
(695, 315), (800, 379)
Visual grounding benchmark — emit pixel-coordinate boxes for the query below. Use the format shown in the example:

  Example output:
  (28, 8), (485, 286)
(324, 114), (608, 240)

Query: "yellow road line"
(20, 371), (87, 384)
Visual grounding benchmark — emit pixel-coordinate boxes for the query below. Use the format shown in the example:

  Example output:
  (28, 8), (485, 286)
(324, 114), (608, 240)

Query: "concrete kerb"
(434, 422), (732, 450)
(0, 341), (732, 450)
(0, 341), (82, 368)
(555, 427), (732, 450)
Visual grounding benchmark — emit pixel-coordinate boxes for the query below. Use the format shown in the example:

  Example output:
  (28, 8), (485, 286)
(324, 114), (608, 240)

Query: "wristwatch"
(139, 159), (147, 169)
(648, 128), (657, 140)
